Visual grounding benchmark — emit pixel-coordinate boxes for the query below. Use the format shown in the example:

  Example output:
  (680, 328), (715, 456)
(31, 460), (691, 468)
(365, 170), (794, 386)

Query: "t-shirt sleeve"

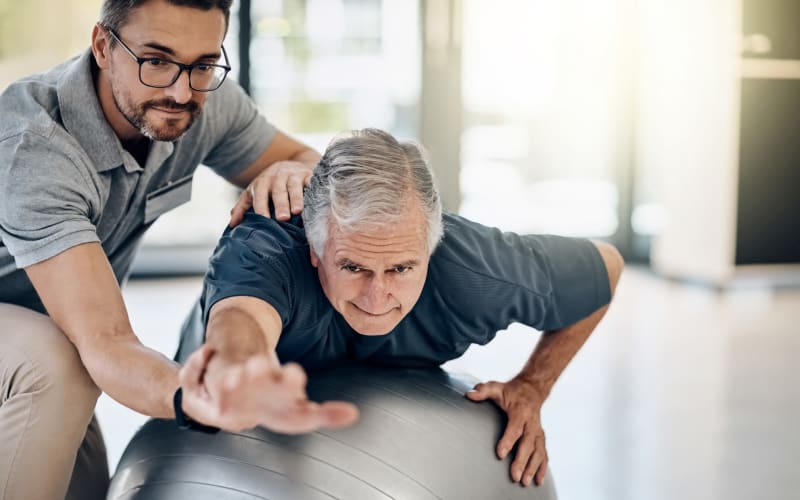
(431, 213), (611, 337)
(200, 216), (294, 327)
(535, 232), (612, 329)
(0, 131), (100, 268)
(200, 79), (277, 179)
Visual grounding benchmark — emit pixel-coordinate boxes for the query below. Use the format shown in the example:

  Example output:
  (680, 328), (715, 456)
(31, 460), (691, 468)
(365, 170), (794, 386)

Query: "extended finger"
(280, 362), (308, 389)
(251, 181), (271, 218)
(248, 359), (309, 407)
(274, 401), (358, 434)
(267, 400), (325, 434)
(210, 364), (249, 416)
(279, 398), (357, 434)
(496, 415), (525, 460)
(319, 401), (360, 429)
(229, 190), (251, 227)
(178, 346), (218, 422)
(511, 432), (537, 483)
(270, 174), (292, 220)
(287, 174), (305, 215)
(526, 435), (548, 486)
(466, 381), (503, 402)
(180, 344), (214, 392)
(522, 448), (547, 486)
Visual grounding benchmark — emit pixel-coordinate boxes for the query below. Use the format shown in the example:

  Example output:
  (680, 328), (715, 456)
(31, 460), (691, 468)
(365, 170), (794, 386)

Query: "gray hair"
(303, 128), (443, 257)
(100, 0), (233, 34)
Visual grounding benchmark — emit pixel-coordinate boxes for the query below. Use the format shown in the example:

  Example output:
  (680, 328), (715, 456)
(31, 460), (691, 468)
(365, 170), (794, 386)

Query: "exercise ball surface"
(108, 365), (558, 499)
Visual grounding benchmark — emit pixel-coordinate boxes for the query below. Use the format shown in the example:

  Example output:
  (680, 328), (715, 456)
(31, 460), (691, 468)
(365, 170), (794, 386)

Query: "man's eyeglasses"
(106, 29), (231, 92)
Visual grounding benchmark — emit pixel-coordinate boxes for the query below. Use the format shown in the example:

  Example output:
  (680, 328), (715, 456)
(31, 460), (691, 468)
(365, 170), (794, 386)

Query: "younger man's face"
(104, 0), (226, 141)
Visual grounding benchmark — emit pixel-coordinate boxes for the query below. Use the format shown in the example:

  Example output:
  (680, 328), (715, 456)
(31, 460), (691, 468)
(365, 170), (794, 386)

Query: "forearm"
(206, 307), (272, 362)
(79, 333), (179, 419)
(467, 306), (614, 488)
(515, 304), (610, 404)
(25, 242), (180, 419)
(516, 239), (624, 403)
(176, 298), (353, 434)
(180, 303), (358, 433)
(204, 296), (283, 362)
(290, 147), (321, 168)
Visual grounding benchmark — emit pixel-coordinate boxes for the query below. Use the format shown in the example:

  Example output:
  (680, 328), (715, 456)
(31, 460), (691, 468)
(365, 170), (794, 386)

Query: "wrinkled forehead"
(325, 218), (429, 263)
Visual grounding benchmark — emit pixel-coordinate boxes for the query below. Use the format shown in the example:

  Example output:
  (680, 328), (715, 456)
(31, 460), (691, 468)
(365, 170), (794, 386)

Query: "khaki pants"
(0, 303), (109, 500)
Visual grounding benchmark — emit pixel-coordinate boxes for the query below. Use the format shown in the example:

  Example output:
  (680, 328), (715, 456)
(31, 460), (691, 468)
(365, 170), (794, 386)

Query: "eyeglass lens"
(140, 60), (227, 90)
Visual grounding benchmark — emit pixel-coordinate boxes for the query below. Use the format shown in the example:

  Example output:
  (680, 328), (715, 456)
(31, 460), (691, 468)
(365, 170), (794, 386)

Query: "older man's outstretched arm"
(467, 240), (624, 487)
(179, 295), (359, 434)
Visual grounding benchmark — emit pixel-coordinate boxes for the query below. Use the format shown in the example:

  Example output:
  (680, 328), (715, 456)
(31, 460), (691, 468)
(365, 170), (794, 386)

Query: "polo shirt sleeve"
(200, 79), (277, 180)
(431, 213), (611, 337)
(0, 131), (100, 268)
(200, 215), (294, 328)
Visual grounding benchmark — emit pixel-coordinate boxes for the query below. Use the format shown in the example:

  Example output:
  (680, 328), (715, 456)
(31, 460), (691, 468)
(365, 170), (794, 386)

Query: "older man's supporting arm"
(467, 240), (624, 487)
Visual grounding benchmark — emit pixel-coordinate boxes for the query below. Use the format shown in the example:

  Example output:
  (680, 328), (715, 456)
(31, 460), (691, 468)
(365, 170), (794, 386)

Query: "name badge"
(144, 174), (193, 224)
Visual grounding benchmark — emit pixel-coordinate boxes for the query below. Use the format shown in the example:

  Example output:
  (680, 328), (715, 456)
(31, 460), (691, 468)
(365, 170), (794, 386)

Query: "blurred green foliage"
(0, 0), (101, 87)
(289, 100), (350, 133)
(0, 0), (35, 57)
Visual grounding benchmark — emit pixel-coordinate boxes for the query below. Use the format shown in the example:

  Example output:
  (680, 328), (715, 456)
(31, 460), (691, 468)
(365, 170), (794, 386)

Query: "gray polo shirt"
(0, 49), (275, 313)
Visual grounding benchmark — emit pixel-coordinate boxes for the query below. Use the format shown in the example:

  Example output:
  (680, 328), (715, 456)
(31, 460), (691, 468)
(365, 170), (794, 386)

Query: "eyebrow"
(335, 258), (363, 268)
(141, 41), (221, 62)
(335, 258), (420, 269)
(392, 259), (421, 268)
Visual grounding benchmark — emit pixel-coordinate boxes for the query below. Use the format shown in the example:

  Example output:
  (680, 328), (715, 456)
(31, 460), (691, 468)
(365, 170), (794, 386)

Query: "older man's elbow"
(591, 240), (624, 295)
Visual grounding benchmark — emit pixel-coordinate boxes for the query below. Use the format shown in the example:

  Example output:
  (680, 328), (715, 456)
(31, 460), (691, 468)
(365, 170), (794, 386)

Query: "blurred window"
(459, 0), (630, 239)
(3, 0), (654, 269)
(248, 0), (421, 152)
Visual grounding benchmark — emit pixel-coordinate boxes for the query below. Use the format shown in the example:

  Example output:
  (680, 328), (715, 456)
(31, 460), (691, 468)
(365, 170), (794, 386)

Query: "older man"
(178, 128), (624, 488)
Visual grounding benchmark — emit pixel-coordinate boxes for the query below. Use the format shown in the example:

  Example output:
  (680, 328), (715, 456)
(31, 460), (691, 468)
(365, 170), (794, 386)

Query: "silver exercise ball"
(107, 365), (558, 500)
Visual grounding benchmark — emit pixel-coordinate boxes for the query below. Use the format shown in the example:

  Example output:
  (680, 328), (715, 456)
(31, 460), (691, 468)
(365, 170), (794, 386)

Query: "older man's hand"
(229, 160), (314, 227)
(466, 377), (548, 487)
(179, 344), (359, 434)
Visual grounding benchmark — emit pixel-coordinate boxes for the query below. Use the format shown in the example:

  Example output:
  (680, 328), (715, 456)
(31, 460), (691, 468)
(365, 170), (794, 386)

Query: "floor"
(98, 266), (800, 500)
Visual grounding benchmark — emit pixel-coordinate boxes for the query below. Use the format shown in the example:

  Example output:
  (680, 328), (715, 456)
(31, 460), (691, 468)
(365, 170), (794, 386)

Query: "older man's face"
(310, 204), (430, 336)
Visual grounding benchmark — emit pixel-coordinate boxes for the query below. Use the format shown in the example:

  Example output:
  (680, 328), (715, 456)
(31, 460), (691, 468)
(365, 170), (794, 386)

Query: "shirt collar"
(56, 48), (175, 174)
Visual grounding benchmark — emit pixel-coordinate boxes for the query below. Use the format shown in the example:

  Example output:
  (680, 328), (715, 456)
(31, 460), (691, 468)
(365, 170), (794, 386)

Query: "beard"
(111, 85), (202, 142)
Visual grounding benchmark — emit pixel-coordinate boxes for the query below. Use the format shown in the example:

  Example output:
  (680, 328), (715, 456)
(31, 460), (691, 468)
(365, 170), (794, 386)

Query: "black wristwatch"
(173, 387), (220, 434)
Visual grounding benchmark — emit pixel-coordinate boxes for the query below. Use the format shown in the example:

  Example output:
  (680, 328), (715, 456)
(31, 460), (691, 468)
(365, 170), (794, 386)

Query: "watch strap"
(173, 387), (220, 434)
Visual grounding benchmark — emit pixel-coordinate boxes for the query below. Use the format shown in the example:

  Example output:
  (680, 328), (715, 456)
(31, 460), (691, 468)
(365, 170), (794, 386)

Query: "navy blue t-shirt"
(199, 212), (611, 370)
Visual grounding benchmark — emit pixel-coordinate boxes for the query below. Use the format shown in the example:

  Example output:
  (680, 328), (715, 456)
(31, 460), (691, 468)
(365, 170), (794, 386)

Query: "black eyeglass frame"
(106, 28), (232, 92)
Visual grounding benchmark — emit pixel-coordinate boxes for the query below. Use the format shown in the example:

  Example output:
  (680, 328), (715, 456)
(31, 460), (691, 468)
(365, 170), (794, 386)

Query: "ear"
(91, 23), (112, 70)
(309, 248), (320, 268)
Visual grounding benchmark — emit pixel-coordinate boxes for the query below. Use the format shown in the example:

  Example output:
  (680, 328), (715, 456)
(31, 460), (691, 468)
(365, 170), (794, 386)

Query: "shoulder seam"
(434, 249), (553, 300)
(0, 121), (57, 144)
(0, 128), (101, 218)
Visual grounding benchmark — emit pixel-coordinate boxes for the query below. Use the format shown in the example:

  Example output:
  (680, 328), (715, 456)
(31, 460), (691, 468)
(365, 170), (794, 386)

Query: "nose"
(361, 275), (392, 313)
(163, 69), (193, 104)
